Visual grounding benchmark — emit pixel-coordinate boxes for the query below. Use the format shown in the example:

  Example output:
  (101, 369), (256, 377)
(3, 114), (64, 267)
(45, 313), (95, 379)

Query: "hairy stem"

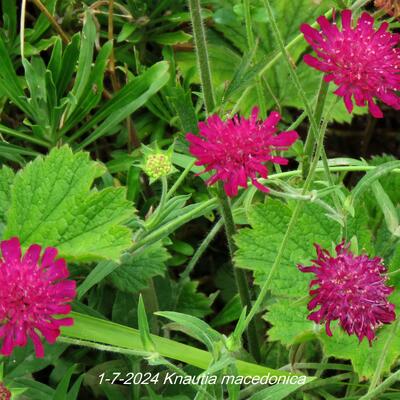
(187, 0), (215, 114)
(217, 183), (261, 362)
(302, 78), (329, 179)
(243, 92), (333, 331)
(362, 367), (400, 400)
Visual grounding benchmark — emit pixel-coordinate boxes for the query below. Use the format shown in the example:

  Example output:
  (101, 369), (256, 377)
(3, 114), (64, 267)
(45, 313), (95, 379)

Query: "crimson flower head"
(186, 108), (298, 197)
(301, 10), (400, 118)
(298, 242), (395, 344)
(0, 238), (76, 358)
(0, 382), (11, 400)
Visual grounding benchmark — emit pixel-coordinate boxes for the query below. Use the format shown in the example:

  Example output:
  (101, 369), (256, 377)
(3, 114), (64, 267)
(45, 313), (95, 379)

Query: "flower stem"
(217, 183), (261, 362)
(188, 0), (260, 361)
(361, 366), (400, 400)
(187, 0), (215, 114)
(180, 218), (224, 280)
(132, 198), (218, 251)
(302, 78), (329, 179)
(243, 0), (266, 117)
(368, 318), (400, 392)
(242, 89), (333, 332)
(166, 159), (196, 200)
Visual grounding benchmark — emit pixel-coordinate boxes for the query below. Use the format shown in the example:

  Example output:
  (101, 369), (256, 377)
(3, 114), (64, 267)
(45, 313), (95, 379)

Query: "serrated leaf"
(235, 198), (372, 348)
(319, 315), (400, 380)
(235, 199), (343, 297)
(110, 243), (169, 293)
(175, 281), (213, 318)
(4, 146), (134, 261)
(265, 299), (318, 346)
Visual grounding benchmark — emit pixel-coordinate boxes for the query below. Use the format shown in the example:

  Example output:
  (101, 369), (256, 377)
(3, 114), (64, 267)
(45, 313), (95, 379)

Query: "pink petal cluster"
(186, 108), (298, 197)
(0, 382), (11, 400)
(301, 10), (400, 118)
(0, 238), (76, 358)
(298, 242), (395, 344)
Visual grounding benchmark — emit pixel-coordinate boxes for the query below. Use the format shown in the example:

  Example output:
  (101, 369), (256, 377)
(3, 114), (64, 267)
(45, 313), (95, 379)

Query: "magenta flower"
(301, 10), (400, 118)
(0, 238), (76, 358)
(186, 108), (298, 197)
(0, 382), (11, 400)
(298, 242), (395, 344)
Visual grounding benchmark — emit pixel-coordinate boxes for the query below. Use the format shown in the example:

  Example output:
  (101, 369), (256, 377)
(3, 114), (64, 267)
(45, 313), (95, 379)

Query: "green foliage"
(110, 243), (169, 293)
(0, 166), (14, 227)
(320, 303), (400, 380)
(4, 146), (134, 261)
(235, 199), (368, 296)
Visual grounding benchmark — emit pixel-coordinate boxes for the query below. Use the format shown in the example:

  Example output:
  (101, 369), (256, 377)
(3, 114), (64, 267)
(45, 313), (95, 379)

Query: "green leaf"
(249, 381), (307, 400)
(155, 311), (222, 355)
(66, 12), (97, 117)
(5, 146), (134, 262)
(371, 182), (400, 237)
(110, 243), (169, 293)
(151, 31), (192, 45)
(56, 34), (80, 97)
(320, 315), (400, 380)
(63, 41), (113, 132)
(62, 312), (295, 378)
(0, 166), (14, 227)
(235, 198), (372, 347)
(70, 61), (170, 149)
(138, 295), (156, 352)
(235, 199), (343, 297)
(349, 161), (400, 209)
(174, 280), (213, 318)
(211, 295), (241, 328)
(167, 86), (198, 134)
(265, 299), (317, 346)
(0, 35), (33, 116)
(53, 364), (76, 400)
(77, 260), (119, 299)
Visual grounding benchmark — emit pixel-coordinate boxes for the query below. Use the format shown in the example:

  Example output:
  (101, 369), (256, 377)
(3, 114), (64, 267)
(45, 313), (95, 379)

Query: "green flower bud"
(143, 153), (172, 180)
(140, 144), (175, 182)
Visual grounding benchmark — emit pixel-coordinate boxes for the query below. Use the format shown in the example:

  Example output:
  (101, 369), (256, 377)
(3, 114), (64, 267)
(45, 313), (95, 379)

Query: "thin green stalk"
(131, 198), (218, 252)
(361, 368), (400, 400)
(145, 176), (168, 230)
(141, 277), (160, 334)
(243, 0), (255, 48)
(302, 78), (329, 179)
(180, 218), (224, 280)
(166, 159), (196, 200)
(0, 124), (51, 147)
(263, 1), (332, 180)
(264, 0), (343, 215)
(187, 0), (215, 114)
(217, 183), (261, 362)
(243, 91), (332, 331)
(243, 0), (266, 117)
(268, 165), (400, 181)
(368, 318), (400, 392)
(287, 111), (307, 131)
(300, 372), (354, 392)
